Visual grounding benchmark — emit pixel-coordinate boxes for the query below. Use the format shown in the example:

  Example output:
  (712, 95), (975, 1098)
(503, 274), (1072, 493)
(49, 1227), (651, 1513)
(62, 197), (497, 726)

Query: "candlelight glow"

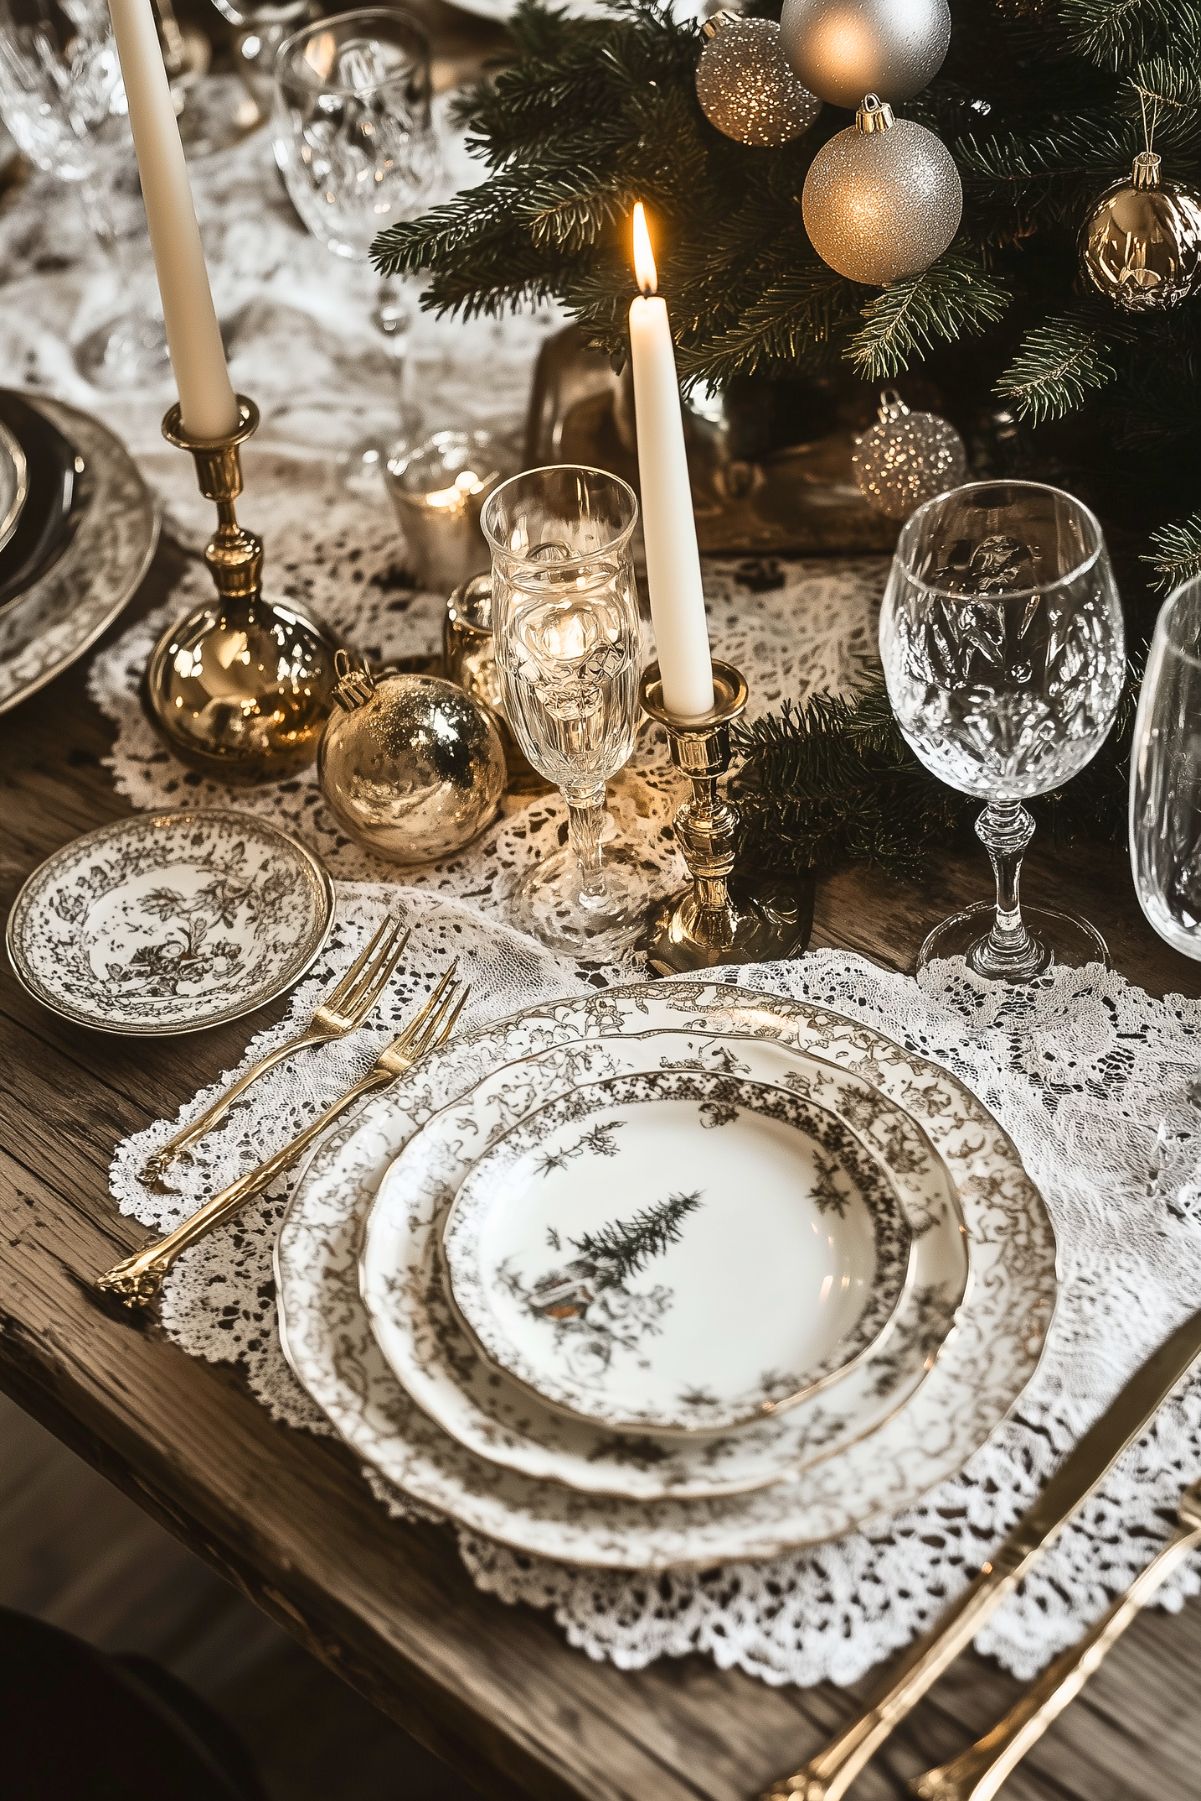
(632, 201), (657, 296)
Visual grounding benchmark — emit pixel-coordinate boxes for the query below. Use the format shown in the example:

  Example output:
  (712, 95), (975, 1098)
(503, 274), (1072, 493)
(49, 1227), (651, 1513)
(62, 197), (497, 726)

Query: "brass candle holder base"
(639, 659), (810, 975)
(145, 396), (342, 784)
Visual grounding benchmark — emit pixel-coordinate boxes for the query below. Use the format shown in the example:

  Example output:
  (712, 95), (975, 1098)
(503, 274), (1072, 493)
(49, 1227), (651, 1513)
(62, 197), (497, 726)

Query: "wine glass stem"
(565, 784), (608, 906)
(375, 276), (414, 429)
(973, 800), (1048, 980)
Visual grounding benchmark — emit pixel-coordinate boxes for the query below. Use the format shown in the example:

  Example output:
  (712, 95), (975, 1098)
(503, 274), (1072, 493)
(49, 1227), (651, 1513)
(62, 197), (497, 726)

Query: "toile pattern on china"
(277, 980), (1056, 1571)
(6, 809), (334, 1035)
(359, 1027), (970, 1502)
(440, 1067), (915, 1435)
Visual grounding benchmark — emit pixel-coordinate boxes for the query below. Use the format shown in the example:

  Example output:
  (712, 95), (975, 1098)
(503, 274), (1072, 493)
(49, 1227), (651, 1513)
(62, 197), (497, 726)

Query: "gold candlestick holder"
(639, 659), (810, 974)
(145, 396), (342, 783)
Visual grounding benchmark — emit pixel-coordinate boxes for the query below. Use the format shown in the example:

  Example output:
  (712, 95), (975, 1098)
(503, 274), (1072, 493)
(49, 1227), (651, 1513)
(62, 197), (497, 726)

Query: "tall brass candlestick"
(145, 396), (342, 782)
(639, 659), (810, 973)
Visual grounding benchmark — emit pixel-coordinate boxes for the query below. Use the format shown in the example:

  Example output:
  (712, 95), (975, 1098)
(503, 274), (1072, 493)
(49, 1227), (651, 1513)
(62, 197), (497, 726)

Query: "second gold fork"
(144, 911), (410, 1186)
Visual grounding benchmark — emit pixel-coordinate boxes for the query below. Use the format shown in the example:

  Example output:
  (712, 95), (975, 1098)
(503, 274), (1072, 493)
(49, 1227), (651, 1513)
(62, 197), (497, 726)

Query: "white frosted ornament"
(852, 389), (968, 519)
(695, 13), (821, 148)
(801, 94), (962, 284)
(780, 0), (950, 110)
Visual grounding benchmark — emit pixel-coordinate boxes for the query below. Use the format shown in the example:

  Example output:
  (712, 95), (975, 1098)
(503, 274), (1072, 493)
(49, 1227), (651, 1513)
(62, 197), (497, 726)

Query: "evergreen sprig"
(570, 1190), (703, 1286)
(1144, 512), (1201, 593)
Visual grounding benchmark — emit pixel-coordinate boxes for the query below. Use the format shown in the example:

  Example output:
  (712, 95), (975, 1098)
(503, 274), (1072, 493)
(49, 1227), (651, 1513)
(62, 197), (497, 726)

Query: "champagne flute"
(272, 8), (440, 483)
(880, 480), (1125, 979)
(483, 465), (646, 958)
(0, 0), (168, 387)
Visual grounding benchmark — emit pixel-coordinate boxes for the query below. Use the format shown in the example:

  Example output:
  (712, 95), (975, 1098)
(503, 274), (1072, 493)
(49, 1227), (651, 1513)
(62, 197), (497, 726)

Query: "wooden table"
(2, 538), (1198, 1801)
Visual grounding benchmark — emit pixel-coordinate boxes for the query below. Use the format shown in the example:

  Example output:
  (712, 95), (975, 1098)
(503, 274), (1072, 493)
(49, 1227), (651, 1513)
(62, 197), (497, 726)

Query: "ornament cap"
(1131, 149), (1162, 191)
(857, 92), (895, 134)
(878, 386), (910, 424)
(332, 649), (378, 713)
(699, 9), (734, 39)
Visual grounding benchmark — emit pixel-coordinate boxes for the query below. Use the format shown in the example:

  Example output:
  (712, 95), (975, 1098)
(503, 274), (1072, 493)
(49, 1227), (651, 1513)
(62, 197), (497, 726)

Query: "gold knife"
(763, 1305), (1201, 1801)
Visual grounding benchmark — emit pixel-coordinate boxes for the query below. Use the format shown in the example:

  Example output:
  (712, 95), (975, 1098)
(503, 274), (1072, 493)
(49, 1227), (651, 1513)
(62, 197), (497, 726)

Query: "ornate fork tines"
(98, 962), (469, 1316)
(143, 911), (410, 1188)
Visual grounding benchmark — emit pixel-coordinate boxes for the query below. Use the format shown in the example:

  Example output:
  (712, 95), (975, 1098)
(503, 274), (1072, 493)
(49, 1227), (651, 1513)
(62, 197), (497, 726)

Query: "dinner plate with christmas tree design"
(439, 1068), (914, 1435)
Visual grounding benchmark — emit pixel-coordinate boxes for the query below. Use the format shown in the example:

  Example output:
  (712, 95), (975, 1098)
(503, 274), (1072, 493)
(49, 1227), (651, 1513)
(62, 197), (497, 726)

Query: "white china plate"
(276, 981), (1056, 1569)
(6, 808), (335, 1035)
(0, 395), (158, 716)
(360, 1031), (968, 1501)
(440, 1067), (914, 1434)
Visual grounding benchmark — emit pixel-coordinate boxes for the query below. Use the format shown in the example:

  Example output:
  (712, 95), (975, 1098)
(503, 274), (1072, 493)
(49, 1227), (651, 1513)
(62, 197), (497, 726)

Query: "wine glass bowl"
(1131, 575), (1201, 960)
(483, 465), (645, 956)
(880, 480), (1125, 980)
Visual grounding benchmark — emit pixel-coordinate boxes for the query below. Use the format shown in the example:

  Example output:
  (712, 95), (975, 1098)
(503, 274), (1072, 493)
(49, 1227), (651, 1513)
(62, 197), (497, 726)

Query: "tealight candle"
(385, 430), (511, 594)
(628, 202), (715, 722)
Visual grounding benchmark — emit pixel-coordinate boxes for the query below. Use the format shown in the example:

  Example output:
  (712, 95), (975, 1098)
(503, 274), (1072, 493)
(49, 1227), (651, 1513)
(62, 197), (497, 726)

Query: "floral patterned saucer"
(6, 809), (334, 1035)
(440, 1068), (915, 1435)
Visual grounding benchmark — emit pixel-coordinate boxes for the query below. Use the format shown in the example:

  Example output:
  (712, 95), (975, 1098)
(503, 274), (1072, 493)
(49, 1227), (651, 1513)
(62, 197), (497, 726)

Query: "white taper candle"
(628, 203), (715, 722)
(106, 0), (238, 439)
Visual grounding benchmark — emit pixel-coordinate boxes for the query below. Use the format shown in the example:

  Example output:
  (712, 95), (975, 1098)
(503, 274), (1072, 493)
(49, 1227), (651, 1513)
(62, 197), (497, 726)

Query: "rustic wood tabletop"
(1, 540), (1199, 1801)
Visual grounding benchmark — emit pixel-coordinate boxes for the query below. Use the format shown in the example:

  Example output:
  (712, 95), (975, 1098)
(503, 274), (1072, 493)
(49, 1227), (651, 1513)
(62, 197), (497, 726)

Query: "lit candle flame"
(632, 201), (657, 296)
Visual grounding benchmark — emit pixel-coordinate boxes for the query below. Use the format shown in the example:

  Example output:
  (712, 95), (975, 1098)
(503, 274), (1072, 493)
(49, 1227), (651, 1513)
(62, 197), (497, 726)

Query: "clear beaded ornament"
(851, 389), (968, 521)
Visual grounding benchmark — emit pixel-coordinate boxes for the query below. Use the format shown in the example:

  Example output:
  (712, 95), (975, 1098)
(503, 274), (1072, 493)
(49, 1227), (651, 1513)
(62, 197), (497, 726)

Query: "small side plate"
(441, 1067), (913, 1435)
(6, 809), (335, 1036)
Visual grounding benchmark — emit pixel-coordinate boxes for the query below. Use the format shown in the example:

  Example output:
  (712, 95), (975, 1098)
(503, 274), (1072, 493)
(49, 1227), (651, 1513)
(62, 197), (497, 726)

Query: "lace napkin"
(107, 881), (1201, 1688)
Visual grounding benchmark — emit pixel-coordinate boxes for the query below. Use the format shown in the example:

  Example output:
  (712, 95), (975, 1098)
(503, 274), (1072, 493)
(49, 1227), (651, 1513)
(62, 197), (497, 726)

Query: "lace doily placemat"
(108, 884), (1201, 1688)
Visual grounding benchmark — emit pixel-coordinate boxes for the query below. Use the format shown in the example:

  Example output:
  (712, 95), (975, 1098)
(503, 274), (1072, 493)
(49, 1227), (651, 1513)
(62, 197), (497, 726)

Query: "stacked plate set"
(0, 389), (157, 715)
(276, 978), (1058, 1568)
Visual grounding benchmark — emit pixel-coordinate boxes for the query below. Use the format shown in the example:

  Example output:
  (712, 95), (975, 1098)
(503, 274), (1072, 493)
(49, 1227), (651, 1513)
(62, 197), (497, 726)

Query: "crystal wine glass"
(483, 465), (646, 957)
(1130, 574), (1201, 959)
(0, 0), (168, 386)
(272, 8), (441, 483)
(879, 480), (1125, 979)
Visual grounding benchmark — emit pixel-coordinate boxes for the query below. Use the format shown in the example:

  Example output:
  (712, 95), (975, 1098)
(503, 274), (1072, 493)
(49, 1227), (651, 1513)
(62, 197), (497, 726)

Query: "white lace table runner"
(5, 100), (1200, 1688)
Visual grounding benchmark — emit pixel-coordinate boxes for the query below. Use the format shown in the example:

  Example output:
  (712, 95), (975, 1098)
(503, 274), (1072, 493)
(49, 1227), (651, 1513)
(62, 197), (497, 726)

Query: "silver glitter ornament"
(1080, 150), (1201, 313)
(801, 95), (962, 284)
(318, 657), (506, 864)
(695, 13), (821, 149)
(780, 0), (950, 110)
(851, 389), (968, 519)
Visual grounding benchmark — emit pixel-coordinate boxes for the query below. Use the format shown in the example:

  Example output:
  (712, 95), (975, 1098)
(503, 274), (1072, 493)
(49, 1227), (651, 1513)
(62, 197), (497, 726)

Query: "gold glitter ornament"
(1080, 150), (1201, 313)
(851, 389), (968, 520)
(318, 656), (506, 864)
(801, 94), (962, 285)
(695, 13), (821, 148)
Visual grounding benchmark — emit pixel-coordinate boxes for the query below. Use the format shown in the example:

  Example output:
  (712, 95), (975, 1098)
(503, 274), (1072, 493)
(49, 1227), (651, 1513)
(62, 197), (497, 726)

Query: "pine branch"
(1144, 512), (1201, 592)
(845, 254), (1010, 380)
(570, 1190), (703, 1285)
(994, 310), (1131, 423)
(1062, 0), (1201, 72)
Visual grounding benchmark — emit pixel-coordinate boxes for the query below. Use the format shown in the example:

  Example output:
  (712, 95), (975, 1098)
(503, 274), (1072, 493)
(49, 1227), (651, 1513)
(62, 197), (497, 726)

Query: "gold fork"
(909, 1477), (1201, 1801)
(97, 963), (469, 1314)
(143, 913), (411, 1187)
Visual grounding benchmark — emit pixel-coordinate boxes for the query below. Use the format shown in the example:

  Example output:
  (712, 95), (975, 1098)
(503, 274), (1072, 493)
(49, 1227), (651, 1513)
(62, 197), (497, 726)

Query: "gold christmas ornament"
(695, 13), (821, 149)
(852, 389), (968, 519)
(1080, 150), (1201, 313)
(146, 398), (342, 783)
(318, 657), (506, 864)
(801, 94), (962, 285)
(780, 0), (950, 110)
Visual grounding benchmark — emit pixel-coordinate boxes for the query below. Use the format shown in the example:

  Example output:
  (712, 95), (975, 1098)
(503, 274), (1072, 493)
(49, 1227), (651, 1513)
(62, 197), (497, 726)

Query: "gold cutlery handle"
(97, 1065), (394, 1312)
(144, 1027), (329, 1183)
(909, 1521), (1201, 1801)
(763, 1558), (1025, 1801)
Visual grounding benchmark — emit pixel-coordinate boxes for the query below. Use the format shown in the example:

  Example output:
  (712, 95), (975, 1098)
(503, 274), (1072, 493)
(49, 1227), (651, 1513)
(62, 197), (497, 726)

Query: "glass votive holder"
(384, 429), (512, 594)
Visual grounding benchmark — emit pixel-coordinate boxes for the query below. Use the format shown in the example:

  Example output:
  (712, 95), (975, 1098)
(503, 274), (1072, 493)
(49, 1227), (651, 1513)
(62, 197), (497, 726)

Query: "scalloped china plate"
(439, 1067), (915, 1435)
(359, 1029), (968, 1502)
(275, 980), (1057, 1570)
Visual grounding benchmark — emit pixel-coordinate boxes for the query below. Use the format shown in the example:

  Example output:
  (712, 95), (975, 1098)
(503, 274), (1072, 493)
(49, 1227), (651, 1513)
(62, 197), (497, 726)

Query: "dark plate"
(0, 391), (86, 612)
